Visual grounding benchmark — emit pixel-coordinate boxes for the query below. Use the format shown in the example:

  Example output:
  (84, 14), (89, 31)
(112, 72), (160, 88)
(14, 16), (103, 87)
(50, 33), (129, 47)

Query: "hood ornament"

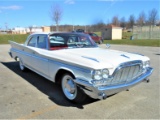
(106, 44), (110, 49)
(121, 54), (130, 59)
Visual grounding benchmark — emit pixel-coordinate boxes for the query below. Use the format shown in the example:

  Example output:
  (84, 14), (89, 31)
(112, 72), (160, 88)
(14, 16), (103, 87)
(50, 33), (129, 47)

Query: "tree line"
(50, 6), (159, 32)
(89, 8), (159, 32)
(111, 8), (159, 28)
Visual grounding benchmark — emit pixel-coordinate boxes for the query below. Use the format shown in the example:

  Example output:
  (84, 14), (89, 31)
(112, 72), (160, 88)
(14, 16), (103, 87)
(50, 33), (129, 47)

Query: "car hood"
(38, 47), (149, 70)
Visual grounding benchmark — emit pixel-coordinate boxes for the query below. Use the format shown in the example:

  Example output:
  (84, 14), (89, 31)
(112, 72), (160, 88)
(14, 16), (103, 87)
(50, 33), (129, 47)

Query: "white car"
(9, 32), (153, 103)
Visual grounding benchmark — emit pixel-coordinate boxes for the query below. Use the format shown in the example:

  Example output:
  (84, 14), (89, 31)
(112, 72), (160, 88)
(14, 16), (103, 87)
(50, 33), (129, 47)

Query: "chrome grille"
(109, 61), (143, 85)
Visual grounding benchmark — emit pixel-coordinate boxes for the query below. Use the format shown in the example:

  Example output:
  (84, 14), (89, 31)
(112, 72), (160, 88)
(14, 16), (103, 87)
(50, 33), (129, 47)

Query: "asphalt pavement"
(0, 44), (159, 119)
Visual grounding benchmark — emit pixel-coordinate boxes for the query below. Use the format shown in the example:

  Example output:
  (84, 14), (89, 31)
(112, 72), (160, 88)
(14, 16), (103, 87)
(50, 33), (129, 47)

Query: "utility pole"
(5, 22), (8, 31)
(85, 25), (87, 32)
(72, 18), (74, 31)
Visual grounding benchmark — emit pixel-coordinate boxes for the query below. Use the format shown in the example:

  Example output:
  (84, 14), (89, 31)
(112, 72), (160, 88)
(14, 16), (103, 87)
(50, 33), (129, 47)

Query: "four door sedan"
(9, 32), (153, 103)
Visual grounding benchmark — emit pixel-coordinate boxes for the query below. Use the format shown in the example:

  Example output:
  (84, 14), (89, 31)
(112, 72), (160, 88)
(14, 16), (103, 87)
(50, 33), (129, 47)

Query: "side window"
(49, 35), (65, 47)
(67, 36), (77, 43)
(37, 35), (47, 49)
(28, 36), (37, 47)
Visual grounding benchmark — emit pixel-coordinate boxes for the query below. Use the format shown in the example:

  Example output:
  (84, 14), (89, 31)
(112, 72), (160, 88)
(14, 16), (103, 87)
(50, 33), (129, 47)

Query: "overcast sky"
(0, 0), (159, 29)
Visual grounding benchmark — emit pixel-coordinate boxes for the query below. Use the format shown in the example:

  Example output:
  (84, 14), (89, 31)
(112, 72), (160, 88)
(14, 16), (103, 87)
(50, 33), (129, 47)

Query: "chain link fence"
(133, 26), (160, 39)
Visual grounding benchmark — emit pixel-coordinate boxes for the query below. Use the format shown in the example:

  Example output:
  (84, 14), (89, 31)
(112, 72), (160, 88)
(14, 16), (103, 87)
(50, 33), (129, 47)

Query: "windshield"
(49, 33), (98, 49)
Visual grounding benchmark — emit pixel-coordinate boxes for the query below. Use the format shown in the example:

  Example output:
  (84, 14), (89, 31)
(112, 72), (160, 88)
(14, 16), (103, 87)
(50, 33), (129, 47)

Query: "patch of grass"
(0, 34), (28, 44)
(122, 32), (132, 39)
(94, 32), (101, 36)
(103, 39), (160, 47)
(0, 34), (159, 47)
(94, 31), (159, 47)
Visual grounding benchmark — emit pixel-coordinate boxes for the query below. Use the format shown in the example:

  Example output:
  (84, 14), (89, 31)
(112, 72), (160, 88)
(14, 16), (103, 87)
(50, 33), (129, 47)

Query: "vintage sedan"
(9, 32), (153, 103)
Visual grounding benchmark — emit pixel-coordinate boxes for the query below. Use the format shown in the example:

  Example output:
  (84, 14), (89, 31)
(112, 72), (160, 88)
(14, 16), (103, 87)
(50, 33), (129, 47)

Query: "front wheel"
(61, 73), (87, 103)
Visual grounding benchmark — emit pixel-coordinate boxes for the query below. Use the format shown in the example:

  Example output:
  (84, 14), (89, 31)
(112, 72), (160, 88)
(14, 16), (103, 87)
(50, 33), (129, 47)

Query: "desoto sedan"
(9, 32), (153, 103)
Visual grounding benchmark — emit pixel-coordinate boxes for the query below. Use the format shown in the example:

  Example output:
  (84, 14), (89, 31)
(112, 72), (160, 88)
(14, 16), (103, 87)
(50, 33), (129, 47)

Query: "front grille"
(109, 61), (143, 85)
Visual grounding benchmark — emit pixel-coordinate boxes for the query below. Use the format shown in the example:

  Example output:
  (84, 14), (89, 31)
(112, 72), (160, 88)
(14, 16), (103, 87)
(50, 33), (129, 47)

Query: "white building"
(102, 25), (123, 40)
(29, 27), (43, 33)
(11, 26), (43, 34)
(12, 27), (26, 34)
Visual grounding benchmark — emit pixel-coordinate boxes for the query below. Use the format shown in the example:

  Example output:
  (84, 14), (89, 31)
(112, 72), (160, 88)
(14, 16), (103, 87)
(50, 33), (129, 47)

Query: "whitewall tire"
(19, 58), (26, 71)
(61, 73), (87, 103)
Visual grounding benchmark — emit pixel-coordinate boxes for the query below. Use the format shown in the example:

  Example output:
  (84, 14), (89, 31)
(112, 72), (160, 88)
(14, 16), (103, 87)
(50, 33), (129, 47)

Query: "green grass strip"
(0, 34), (28, 44)
(103, 39), (160, 47)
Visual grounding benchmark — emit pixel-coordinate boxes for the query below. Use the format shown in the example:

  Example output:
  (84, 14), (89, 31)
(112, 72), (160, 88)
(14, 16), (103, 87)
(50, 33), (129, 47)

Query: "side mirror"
(106, 44), (110, 49)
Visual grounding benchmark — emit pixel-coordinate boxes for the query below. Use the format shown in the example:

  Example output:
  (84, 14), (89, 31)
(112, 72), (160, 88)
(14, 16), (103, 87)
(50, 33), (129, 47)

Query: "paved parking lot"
(0, 44), (159, 119)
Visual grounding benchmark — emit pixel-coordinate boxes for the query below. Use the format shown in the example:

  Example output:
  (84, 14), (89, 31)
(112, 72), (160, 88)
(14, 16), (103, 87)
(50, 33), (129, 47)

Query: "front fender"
(48, 60), (91, 83)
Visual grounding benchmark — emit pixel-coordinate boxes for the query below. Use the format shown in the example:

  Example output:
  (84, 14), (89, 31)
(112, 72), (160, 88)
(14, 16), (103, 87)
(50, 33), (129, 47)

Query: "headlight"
(102, 69), (109, 79)
(92, 69), (109, 80)
(91, 69), (110, 87)
(143, 60), (150, 68)
(92, 70), (102, 80)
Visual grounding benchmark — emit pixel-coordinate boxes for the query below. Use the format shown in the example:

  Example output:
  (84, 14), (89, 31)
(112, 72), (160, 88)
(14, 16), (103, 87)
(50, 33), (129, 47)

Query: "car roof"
(30, 32), (87, 36)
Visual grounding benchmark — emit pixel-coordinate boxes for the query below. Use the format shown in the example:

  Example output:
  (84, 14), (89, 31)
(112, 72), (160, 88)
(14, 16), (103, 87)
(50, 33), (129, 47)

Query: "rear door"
(23, 35), (37, 68)
(31, 34), (49, 77)
(26, 34), (50, 78)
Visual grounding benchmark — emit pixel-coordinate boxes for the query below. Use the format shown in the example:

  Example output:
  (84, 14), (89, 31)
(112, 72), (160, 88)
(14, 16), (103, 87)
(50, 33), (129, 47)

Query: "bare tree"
(137, 11), (146, 26)
(146, 8), (158, 39)
(157, 17), (160, 26)
(148, 8), (158, 26)
(89, 20), (105, 32)
(50, 5), (62, 31)
(95, 21), (106, 31)
(5, 22), (8, 31)
(112, 15), (119, 26)
(128, 14), (135, 29)
(120, 17), (126, 29)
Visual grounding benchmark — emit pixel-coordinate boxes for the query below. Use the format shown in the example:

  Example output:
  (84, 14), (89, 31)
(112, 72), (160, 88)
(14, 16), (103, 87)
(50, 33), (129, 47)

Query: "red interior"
(50, 46), (68, 50)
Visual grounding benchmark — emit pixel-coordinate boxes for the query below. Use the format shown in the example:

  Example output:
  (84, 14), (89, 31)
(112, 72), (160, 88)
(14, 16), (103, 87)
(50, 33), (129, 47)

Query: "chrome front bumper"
(75, 67), (153, 100)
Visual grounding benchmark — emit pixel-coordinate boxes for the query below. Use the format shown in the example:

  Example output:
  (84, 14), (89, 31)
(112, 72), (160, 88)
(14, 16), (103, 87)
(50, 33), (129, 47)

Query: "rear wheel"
(19, 58), (26, 71)
(61, 73), (87, 103)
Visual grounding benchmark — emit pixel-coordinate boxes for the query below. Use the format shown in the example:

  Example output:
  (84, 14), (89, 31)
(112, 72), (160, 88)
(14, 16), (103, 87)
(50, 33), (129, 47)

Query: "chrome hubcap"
(19, 59), (24, 70)
(62, 75), (77, 100)
(65, 80), (76, 94)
